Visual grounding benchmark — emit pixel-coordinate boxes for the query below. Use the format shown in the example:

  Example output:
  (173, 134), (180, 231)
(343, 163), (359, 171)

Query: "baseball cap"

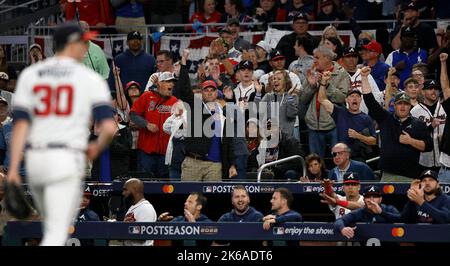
(238, 60), (253, 70)
(347, 88), (362, 97)
(219, 27), (232, 35)
(423, 79), (440, 90)
(126, 80), (141, 90)
(227, 18), (240, 27)
(256, 40), (271, 54)
(293, 12), (308, 23)
(394, 92), (411, 105)
(127, 31), (143, 41)
(403, 1), (419, 12)
(363, 185), (381, 197)
(29, 43), (42, 52)
(53, 22), (98, 49)
(419, 169), (439, 181)
(401, 26), (416, 38)
(0, 72), (9, 81)
(343, 47), (358, 57)
(362, 40), (382, 54)
(269, 49), (285, 61)
(343, 172), (360, 184)
(201, 80), (217, 90)
(320, 0), (334, 8)
(159, 72), (177, 82)
(83, 186), (92, 197)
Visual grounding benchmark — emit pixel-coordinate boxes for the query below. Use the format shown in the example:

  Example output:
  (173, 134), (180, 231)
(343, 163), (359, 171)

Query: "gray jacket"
(256, 92), (298, 137)
(299, 62), (350, 131)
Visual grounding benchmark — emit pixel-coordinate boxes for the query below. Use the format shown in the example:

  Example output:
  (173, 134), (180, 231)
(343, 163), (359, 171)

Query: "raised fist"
(440, 53), (448, 62)
(360, 66), (371, 77)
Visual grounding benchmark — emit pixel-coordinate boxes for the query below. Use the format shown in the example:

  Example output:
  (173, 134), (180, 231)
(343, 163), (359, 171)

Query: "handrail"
(257, 155), (305, 182)
(0, 0), (42, 14)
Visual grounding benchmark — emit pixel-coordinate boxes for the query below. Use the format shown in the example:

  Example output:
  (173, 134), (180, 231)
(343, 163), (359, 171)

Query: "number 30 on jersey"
(33, 85), (74, 116)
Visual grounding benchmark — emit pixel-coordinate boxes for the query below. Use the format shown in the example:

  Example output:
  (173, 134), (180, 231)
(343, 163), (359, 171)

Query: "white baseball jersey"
(124, 199), (157, 246)
(13, 56), (112, 150)
(411, 102), (447, 167)
(348, 69), (384, 114)
(329, 194), (365, 220)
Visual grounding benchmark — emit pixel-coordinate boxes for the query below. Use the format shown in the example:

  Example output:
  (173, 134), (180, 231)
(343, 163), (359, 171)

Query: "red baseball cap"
(201, 80), (217, 90)
(126, 81), (141, 90)
(362, 40), (382, 54)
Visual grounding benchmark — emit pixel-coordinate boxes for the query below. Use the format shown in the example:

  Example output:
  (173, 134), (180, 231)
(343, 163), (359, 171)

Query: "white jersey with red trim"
(13, 56), (111, 150)
(329, 194), (365, 220)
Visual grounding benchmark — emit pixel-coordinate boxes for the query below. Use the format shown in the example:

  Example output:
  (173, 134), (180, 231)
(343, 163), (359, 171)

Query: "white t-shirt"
(124, 199), (157, 246)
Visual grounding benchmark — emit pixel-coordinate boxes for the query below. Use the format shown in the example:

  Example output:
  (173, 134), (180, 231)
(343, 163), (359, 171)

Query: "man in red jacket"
(130, 72), (178, 178)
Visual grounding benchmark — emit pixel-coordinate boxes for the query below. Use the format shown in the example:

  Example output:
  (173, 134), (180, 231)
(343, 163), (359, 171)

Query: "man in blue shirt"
(214, 185), (264, 246)
(328, 143), (375, 181)
(318, 79), (377, 162)
(360, 40), (389, 91)
(401, 170), (450, 224)
(385, 26), (427, 90)
(108, 31), (156, 94)
(263, 187), (302, 230)
(334, 185), (400, 240)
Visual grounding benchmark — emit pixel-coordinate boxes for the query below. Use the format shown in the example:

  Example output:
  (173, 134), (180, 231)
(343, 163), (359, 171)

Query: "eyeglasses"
(412, 73), (424, 78)
(332, 151), (347, 157)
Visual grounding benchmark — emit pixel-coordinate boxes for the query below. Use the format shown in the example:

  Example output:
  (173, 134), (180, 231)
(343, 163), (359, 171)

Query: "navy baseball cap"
(423, 79), (440, 90)
(403, 2), (419, 12)
(419, 169), (439, 181)
(227, 18), (240, 27)
(401, 26), (416, 38)
(53, 22), (98, 49)
(347, 88), (362, 97)
(343, 47), (358, 57)
(269, 49), (285, 61)
(364, 185), (381, 197)
(293, 13), (308, 23)
(238, 60), (253, 70)
(343, 172), (360, 184)
(127, 31), (143, 41)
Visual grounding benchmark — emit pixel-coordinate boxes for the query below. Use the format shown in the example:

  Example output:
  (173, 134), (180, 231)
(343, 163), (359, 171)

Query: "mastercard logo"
(162, 185), (174, 193)
(391, 227), (405, 237)
(383, 185), (395, 194)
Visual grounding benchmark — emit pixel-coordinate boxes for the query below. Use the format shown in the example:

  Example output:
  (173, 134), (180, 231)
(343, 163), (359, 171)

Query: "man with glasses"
(361, 66), (433, 182)
(145, 50), (174, 91)
(328, 143), (375, 182)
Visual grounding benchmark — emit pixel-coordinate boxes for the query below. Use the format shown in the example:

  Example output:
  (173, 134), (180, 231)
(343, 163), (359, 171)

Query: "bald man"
(122, 178), (157, 246)
(79, 20), (110, 79)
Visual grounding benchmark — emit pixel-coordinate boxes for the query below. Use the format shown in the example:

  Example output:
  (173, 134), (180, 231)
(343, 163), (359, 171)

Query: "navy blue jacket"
(172, 214), (212, 222)
(273, 209), (303, 223)
(218, 207), (264, 222)
(401, 192), (450, 224)
(363, 92), (433, 178)
(108, 49), (156, 93)
(171, 214), (212, 247)
(334, 204), (400, 232)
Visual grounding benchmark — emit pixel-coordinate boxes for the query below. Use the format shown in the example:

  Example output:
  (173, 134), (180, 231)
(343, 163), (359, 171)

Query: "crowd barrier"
(5, 221), (450, 245)
(71, 181), (450, 198)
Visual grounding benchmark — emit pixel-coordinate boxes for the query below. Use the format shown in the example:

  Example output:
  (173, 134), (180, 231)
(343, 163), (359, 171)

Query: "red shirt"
(188, 11), (222, 32)
(65, 0), (105, 26)
(131, 91), (178, 155)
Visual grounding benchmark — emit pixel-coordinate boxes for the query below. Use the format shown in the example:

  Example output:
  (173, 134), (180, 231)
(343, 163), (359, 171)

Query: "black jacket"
(276, 32), (320, 68)
(175, 64), (234, 178)
(90, 126), (132, 180)
(364, 93), (433, 178)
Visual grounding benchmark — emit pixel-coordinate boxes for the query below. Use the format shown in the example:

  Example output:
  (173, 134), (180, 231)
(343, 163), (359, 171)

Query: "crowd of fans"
(1, 0), (450, 246)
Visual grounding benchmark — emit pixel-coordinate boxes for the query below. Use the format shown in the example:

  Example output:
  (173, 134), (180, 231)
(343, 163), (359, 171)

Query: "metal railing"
(257, 155), (306, 182)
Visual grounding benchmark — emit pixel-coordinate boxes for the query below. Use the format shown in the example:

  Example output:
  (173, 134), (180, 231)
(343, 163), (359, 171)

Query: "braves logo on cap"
(368, 186), (376, 192)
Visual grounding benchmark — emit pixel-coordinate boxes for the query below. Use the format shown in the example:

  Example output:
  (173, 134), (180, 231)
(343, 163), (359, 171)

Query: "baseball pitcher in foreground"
(6, 22), (117, 246)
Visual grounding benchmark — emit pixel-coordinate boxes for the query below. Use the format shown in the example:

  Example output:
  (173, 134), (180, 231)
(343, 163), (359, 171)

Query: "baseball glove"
(3, 181), (32, 219)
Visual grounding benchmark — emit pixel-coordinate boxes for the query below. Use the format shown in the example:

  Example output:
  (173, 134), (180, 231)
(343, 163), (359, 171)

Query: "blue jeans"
(137, 150), (169, 178)
(169, 166), (181, 180)
(234, 154), (248, 180)
(438, 166), (450, 184)
(308, 128), (338, 158)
